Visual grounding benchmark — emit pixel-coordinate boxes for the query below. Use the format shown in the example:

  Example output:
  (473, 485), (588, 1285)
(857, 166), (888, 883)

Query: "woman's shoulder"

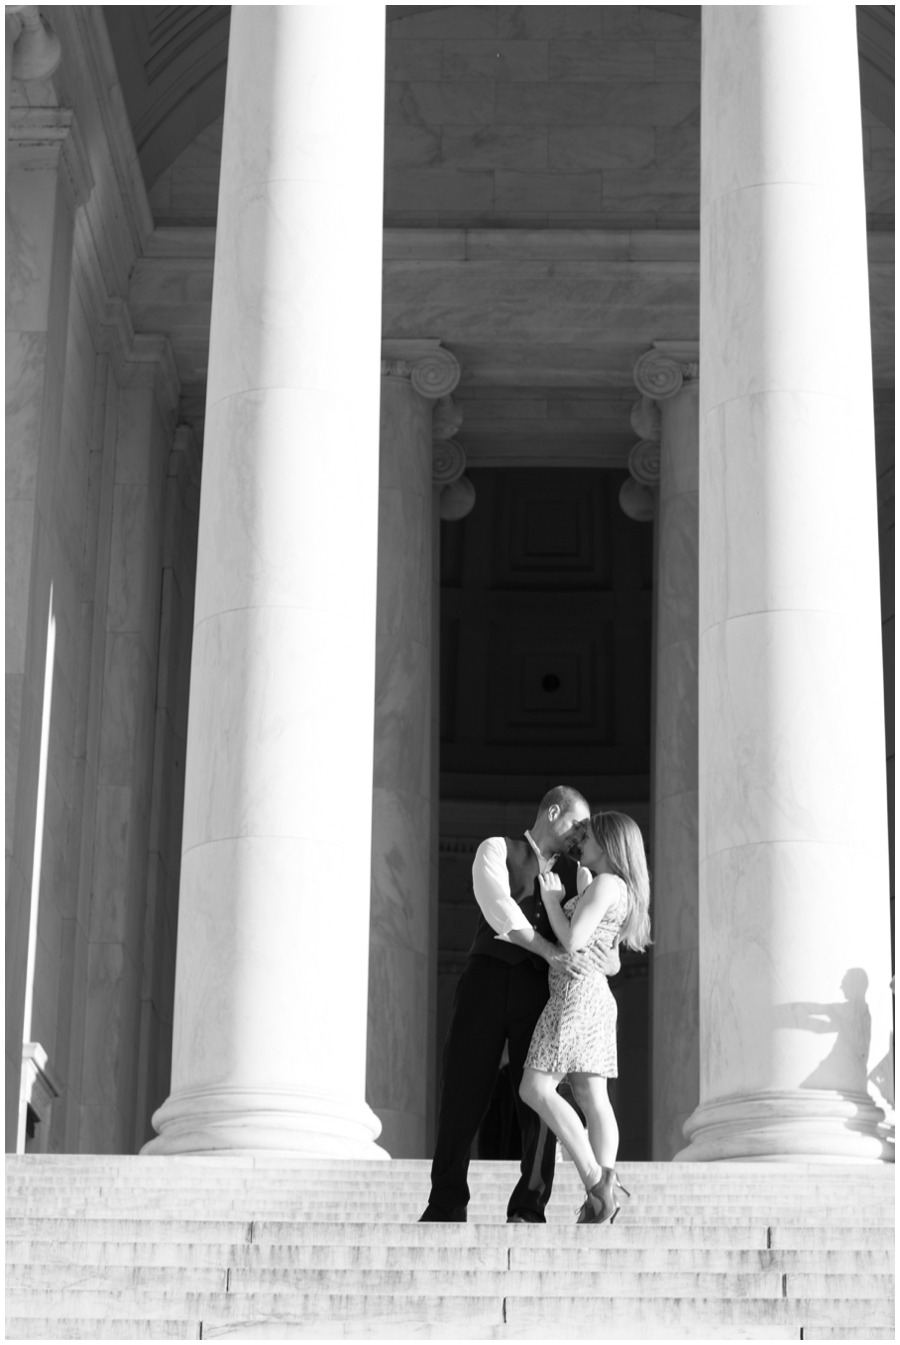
(594, 872), (627, 893)
(582, 871), (624, 904)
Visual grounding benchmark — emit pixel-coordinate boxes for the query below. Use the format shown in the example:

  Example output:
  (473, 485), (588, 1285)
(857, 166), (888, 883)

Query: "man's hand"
(548, 948), (599, 980)
(538, 872), (565, 903)
(547, 948), (582, 980)
(550, 943), (621, 980)
(584, 942), (621, 977)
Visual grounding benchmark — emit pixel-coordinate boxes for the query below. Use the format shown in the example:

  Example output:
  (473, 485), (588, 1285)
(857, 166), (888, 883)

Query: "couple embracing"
(420, 786), (650, 1227)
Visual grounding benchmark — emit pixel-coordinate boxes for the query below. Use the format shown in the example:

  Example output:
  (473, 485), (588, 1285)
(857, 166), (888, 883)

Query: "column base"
(141, 1085), (390, 1159)
(676, 1090), (894, 1163)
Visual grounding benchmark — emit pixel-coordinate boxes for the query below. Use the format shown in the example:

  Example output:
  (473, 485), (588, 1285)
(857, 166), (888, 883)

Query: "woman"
(520, 810), (651, 1225)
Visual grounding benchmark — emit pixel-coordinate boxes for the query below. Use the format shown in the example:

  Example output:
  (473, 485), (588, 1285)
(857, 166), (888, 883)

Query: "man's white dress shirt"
(471, 830), (556, 943)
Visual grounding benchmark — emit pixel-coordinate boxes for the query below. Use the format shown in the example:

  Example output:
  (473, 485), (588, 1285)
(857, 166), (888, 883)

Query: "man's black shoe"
(419, 1204), (467, 1222)
(507, 1209), (544, 1224)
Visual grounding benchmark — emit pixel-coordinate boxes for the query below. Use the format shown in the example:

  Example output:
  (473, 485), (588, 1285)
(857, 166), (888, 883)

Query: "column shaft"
(367, 375), (435, 1157)
(651, 382), (700, 1160)
(145, 7), (387, 1157)
(6, 117), (78, 1150)
(683, 8), (893, 1160)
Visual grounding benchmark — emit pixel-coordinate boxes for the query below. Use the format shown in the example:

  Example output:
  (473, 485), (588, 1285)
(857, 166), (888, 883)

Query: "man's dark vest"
(468, 836), (573, 969)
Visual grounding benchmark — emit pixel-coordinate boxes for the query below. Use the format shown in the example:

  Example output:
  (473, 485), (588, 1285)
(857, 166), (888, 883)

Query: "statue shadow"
(772, 968), (872, 1095)
(772, 969), (894, 1155)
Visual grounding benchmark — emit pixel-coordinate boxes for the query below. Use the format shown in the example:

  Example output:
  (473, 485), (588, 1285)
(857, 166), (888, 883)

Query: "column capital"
(627, 438), (661, 487)
(633, 340), (699, 401)
(432, 437), (466, 486)
(381, 339), (461, 399)
(621, 340), (699, 520)
(8, 106), (94, 206)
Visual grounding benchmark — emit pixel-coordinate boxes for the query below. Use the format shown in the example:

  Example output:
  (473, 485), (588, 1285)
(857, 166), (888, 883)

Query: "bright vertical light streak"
(17, 585), (56, 1152)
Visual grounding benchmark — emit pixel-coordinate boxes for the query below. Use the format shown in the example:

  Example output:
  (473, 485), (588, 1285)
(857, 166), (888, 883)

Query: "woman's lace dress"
(525, 877), (627, 1077)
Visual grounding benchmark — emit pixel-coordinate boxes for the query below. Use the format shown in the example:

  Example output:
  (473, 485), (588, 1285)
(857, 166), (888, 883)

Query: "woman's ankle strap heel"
(578, 1167), (630, 1226)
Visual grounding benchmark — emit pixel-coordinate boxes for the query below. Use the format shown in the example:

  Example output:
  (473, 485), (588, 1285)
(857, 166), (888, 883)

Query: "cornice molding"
(7, 106), (94, 207)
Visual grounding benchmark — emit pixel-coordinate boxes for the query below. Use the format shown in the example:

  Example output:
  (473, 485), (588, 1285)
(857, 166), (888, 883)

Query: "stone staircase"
(5, 1155), (894, 1340)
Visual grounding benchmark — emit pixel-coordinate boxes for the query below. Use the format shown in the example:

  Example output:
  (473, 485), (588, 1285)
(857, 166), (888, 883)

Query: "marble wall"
(5, 137), (79, 1151)
(118, 8), (895, 239)
(5, 9), (194, 1155)
(383, 6), (893, 233)
(385, 5), (701, 230)
(874, 392), (895, 939)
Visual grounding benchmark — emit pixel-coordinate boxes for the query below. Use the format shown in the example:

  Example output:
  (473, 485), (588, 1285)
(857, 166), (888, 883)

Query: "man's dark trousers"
(427, 953), (556, 1220)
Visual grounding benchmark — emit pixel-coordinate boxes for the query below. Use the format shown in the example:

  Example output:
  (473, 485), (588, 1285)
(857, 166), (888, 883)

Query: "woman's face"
(579, 826), (605, 873)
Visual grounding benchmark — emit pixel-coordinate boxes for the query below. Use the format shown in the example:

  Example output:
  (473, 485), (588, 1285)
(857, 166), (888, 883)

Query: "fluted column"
(680, 7), (893, 1161)
(632, 345), (701, 1161)
(145, 7), (386, 1157)
(368, 342), (460, 1157)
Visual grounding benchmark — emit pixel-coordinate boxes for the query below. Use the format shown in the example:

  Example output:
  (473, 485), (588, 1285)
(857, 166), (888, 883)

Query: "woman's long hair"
(589, 810), (651, 952)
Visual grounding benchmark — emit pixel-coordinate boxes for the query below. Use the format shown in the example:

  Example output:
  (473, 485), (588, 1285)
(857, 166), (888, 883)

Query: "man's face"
(547, 803), (590, 855)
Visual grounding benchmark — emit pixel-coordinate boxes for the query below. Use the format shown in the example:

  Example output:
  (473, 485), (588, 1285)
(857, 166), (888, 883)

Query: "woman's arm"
(539, 873), (618, 953)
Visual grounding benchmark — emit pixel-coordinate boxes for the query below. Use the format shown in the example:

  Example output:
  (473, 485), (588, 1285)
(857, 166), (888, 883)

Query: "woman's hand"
(538, 872), (565, 903)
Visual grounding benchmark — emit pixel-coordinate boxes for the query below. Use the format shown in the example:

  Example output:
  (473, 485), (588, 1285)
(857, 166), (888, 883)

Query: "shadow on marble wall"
(773, 969), (872, 1095)
(771, 969), (895, 1153)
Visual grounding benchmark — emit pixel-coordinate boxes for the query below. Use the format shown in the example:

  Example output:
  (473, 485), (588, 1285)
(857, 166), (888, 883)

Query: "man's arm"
(505, 925), (574, 977)
(471, 837), (534, 940)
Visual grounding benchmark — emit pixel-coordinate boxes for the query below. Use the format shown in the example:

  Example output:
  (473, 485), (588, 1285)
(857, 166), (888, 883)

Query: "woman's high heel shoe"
(576, 1167), (631, 1225)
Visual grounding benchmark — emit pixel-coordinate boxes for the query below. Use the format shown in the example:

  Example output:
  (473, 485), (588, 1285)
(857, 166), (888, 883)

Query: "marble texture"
(367, 371), (444, 1157)
(681, 8), (893, 1163)
(5, 130), (79, 1152)
(146, 7), (387, 1159)
(648, 378), (700, 1160)
(130, 229), (893, 395)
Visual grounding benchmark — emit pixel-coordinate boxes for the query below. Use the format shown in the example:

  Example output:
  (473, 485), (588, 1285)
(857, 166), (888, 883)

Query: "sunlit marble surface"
(683, 7), (893, 1163)
(145, 8), (388, 1159)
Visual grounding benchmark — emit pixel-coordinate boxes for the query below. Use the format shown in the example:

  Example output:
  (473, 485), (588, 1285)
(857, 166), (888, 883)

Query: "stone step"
(200, 1324), (894, 1343)
(11, 1209), (895, 1232)
(7, 1157), (892, 1341)
(8, 1239), (892, 1273)
(8, 1216), (893, 1249)
(4, 1289), (894, 1329)
(6, 1319), (897, 1344)
(5, 1320), (199, 1341)
(12, 1194), (890, 1212)
(6, 1169), (893, 1187)
(7, 1156), (893, 1172)
(8, 1261), (895, 1300)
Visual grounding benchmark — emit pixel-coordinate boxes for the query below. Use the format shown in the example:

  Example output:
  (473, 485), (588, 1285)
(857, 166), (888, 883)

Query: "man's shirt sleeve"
(472, 837), (533, 941)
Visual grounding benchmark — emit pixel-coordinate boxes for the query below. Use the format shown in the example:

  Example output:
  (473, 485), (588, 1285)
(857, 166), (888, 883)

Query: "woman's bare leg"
(570, 1073), (618, 1168)
(519, 1067), (604, 1190)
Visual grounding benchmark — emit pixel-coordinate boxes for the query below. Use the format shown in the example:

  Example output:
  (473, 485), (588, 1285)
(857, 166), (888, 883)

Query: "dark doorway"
(436, 466), (653, 1161)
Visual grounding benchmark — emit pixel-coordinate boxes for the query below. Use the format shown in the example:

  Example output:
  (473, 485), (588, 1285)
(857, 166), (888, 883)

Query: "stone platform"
(5, 1156), (894, 1340)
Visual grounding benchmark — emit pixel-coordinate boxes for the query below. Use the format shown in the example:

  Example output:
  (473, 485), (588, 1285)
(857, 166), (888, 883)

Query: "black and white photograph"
(5, 3), (894, 1339)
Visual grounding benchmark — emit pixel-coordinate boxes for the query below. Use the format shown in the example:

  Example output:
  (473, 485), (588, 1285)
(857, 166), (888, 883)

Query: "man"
(419, 786), (620, 1223)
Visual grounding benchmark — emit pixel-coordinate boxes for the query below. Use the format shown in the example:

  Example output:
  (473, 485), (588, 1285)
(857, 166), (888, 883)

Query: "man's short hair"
(538, 785), (589, 819)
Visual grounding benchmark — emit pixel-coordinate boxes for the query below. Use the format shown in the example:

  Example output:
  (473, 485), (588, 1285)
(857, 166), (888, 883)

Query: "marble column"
(5, 103), (90, 1150)
(368, 342), (460, 1157)
(680, 7), (893, 1161)
(145, 6), (387, 1158)
(631, 347), (701, 1162)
